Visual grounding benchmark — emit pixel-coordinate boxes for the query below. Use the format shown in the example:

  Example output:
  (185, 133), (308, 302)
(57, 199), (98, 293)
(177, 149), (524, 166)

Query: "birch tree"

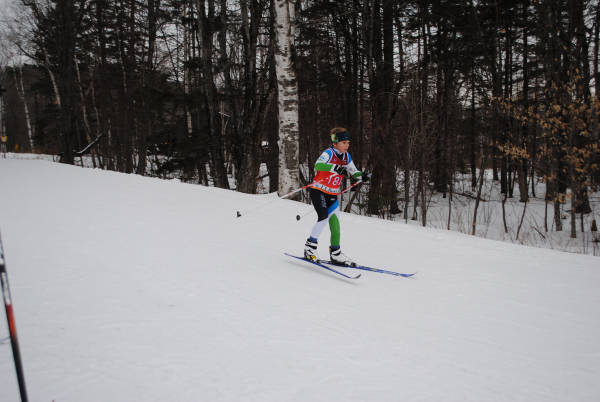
(273, 0), (299, 196)
(12, 66), (34, 152)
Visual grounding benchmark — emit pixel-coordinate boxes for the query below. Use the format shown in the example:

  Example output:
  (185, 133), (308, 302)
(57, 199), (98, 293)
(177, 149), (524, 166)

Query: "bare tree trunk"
(196, 0), (229, 188)
(73, 56), (99, 168)
(595, 3), (600, 96)
(88, 66), (105, 169)
(183, 2), (193, 138)
(517, 16), (529, 202)
(554, 198), (563, 231)
(273, 0), (300, 196)
(43, 48), (62, 108)
(570, 193), (577, 239)
(502, 192), (508, 233)
(116, 0), (133, 172)
(515, 199), (528, 241)
(470, 77), (477, 190)
(136, 0), (160, 176)
(447, 177), (453, 230)
(544, 197), (548, 232)
(412, 171), (419, 221)
(404, 168), (410, 222)
(73, 55), (91, 144)
(472, 157), (486, 236)
(420, 156), (427, 227)
(233, 0), (267, 193)
(12, 66), (34, 152)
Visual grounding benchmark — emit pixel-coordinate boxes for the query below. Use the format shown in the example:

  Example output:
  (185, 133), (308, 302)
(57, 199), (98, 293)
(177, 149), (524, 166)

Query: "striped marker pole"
(0, 232), (29, 402)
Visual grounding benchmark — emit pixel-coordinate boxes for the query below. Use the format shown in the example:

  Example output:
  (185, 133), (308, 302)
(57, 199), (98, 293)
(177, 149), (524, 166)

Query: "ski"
(321, 261), (416, 277)
(284, 253), (361, 279)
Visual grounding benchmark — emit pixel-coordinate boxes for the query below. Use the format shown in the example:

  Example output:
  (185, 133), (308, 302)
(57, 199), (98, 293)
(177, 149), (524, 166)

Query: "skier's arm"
(314, 150), (337, 172)
(314, 162), (334, 172)
(347, 160), (370, 182)
(346, 160), (360, 178)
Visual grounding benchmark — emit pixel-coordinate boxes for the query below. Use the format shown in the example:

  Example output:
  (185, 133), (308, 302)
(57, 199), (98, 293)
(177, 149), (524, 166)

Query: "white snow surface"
(1, 157), (599, 402)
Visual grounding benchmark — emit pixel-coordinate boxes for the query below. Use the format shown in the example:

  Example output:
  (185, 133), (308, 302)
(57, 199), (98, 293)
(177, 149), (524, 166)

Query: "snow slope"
(1, 157), (599, 402)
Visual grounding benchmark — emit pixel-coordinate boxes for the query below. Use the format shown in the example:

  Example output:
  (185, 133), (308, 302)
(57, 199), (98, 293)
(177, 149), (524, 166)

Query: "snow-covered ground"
(1, 156), (599, 402)
(7, 152), (600, 256)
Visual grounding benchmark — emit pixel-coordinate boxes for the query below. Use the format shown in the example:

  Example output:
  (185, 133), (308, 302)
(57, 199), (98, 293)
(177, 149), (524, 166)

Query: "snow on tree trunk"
(273, 0), (299, 196)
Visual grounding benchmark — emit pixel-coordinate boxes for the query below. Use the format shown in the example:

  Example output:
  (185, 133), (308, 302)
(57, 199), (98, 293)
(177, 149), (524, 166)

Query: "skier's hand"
(359, 171), (371, 183)
(333, 165), (347, 175)
(350, 172), (368, 191)
(350, 177), (362, 191)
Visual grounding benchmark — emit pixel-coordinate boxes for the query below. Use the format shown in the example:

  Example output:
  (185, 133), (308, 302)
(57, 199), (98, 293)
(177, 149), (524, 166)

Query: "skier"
(303, 127), (370, 266)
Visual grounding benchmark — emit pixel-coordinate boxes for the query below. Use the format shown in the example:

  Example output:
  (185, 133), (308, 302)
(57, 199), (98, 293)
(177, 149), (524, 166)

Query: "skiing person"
(303, 127), (370, 266)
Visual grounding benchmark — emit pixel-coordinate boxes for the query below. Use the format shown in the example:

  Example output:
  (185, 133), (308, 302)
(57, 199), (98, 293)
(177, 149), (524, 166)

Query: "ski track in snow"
(1, 157), (599, 402)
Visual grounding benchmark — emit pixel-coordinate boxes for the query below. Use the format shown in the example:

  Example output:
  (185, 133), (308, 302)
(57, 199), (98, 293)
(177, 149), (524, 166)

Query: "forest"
(0, 0), (599, 242)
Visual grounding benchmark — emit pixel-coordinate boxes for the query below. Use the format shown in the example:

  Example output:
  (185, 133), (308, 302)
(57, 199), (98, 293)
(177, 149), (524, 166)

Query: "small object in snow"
(236, 211), (241, 218)
(296, 214), (301, 221)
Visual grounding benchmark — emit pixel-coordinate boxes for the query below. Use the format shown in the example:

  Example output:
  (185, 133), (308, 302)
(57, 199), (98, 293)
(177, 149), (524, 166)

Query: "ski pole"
(339, 179), (364, 195)
(236, 181), (319, 218)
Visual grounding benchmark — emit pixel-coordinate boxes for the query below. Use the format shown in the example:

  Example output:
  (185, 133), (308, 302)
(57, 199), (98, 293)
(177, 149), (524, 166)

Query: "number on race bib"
(328, 176), (342, 186)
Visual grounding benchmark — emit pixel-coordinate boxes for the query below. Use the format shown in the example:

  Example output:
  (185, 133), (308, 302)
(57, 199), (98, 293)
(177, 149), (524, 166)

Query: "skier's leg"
(309, 220), (328, 241)
(327, 206), (355, 266)
(328, 206), (341, 248)
(305, 189), (329, 260)
(308, 188), (329, 240)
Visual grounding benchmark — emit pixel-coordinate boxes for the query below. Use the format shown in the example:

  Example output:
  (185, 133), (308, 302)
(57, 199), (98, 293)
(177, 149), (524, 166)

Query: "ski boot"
(304, 238), (319, 262)
(329, 246), (357, 267)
